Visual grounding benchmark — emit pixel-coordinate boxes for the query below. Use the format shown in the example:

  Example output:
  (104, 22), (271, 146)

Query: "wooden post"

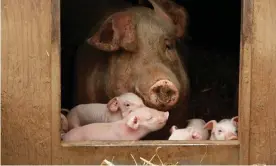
(2, 0), (52, 164)
(239, 0), (276, 164)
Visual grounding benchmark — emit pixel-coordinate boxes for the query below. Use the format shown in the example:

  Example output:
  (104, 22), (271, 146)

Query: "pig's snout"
(149, 79), (179, 109)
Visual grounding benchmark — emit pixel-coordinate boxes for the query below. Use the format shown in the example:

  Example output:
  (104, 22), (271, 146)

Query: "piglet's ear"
(231, 116), (239, 127)
(149, 0), (188, 38)
(87, 11), (137, 52)
(203, 120), (217, 130)
(107, 97), (119, 112)
(170, 125), (178, 133)
(126, 116), (139, 130)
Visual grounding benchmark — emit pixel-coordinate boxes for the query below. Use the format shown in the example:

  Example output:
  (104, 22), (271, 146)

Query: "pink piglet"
(204, 116), (238, 140)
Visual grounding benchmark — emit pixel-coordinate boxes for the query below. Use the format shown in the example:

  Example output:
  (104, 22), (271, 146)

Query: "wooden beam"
(1, 0), (52, 164)
(247, 0), (276, 164)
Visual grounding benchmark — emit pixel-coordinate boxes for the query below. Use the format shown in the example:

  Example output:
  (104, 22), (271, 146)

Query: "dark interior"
(60, 0), (241, 122)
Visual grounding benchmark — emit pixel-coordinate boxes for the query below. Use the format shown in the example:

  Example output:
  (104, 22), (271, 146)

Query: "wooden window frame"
(2, 0), (276, 164)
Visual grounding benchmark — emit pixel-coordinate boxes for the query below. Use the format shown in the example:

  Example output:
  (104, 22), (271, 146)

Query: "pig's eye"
(166, 43), (173, 50)
(125, 103), (130, 107)
(165, 39), (174, 50)
(218, 129), (223, 133)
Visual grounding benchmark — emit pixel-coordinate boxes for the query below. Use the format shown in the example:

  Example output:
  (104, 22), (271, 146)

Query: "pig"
(74, 0), (190, 140)
(168, 119), (209, 140)
(204, 116), (239, 140)
(66, 92), (145, 130)
(62, 107), (170, 142)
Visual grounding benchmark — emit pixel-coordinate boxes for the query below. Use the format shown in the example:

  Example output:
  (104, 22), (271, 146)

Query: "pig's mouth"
(135, 79), (179, 110)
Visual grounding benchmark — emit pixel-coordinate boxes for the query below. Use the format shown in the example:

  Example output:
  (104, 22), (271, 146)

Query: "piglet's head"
(107, 93), (145, 117)
(204, 116), (238, 140)
(125, 107), (169, 132)
(168, 126), (202, 140)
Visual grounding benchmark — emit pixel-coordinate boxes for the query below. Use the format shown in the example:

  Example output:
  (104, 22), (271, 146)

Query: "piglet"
(204, 116), (238, 140)
(67, 92), (145, 130)
(62, 106), (169, 141)
(168, 119), (209, 140)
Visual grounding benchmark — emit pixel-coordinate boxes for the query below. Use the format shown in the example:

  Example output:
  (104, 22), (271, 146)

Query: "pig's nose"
(149, 79), (179, 108)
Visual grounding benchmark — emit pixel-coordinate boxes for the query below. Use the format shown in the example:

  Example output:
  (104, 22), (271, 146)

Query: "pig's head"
(168, 125), (203, 140)
(125, 107), (169, 132)
(204, 116), (239, 140)
(107, 92), (145, 117)
(87, 0), (189, 111)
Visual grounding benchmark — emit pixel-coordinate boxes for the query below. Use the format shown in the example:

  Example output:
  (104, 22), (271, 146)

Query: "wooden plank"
(61, 140), (239, 147)
(238, 0), (253, 164)
(55, 141), (239, 164)
(1, 0), (52, 164)
(248, 0), (276, 164)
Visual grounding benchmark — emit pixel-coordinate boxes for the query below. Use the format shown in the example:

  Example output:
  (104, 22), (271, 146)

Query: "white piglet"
(204, 116), (238, 140)
(62, 107), (169, 142)
(67, 92), (145, 130)
(168, 119), (209, 140)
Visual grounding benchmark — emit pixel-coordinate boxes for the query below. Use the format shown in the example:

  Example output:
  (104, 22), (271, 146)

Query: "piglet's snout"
(226, 132), (238, 140)
(149, 79), (179, 108)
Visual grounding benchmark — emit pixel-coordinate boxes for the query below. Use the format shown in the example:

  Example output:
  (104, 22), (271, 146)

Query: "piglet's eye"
(125, 103), (130, 107)
(218, 129), (222, 133)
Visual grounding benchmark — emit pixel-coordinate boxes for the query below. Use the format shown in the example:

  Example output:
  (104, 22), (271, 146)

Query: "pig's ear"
(148, 0), (188, 38)
(87, 11), (137, 52)
(231, 116), (239, 127)
(170, 125), (178, 133)
(126, 116), (139, 130)
(107, 97), (119, 112)
(203, 120), (217, 130)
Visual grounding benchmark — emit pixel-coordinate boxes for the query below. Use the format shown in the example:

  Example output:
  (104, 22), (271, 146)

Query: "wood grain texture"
(54, 143), (239, 164)
(1, 0), (52, 164)
(248, 0), (276, 164)
(239, 0), (253, 164)
(61, 140), (239, 147)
